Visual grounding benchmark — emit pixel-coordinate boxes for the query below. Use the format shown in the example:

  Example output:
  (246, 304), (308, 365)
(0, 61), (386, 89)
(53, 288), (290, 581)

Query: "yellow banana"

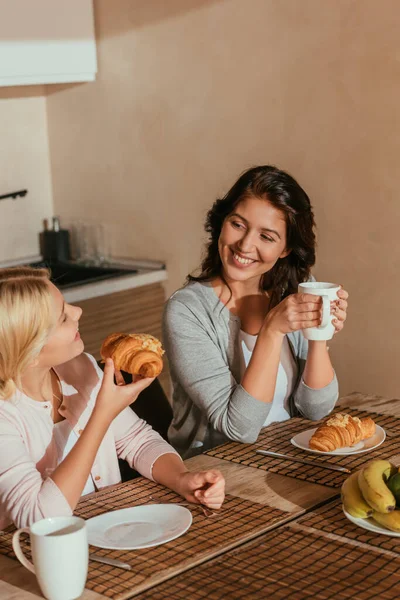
(372, 510), (400, 532)
(341, 471), (373, 518)
(358, 459), (396, 514)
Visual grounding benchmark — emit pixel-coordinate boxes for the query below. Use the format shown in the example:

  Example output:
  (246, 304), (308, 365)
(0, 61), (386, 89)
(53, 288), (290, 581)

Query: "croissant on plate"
(309, 413), (376, 452)
(100, 332), (164, 378)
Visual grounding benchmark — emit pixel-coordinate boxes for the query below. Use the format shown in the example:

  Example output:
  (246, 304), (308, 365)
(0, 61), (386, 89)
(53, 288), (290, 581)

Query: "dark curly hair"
(187, 165), (316, 309)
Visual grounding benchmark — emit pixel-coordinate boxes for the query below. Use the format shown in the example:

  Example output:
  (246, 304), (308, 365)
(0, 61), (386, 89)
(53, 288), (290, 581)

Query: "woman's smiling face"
(218, 195), (290, 286)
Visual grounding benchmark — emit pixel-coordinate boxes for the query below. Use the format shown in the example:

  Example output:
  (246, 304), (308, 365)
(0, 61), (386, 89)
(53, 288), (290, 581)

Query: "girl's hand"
(332, 286), (349, 334)
(264, 293), (323, 336)
(94, 358), (154, 422)
(176, 470), (225, 509)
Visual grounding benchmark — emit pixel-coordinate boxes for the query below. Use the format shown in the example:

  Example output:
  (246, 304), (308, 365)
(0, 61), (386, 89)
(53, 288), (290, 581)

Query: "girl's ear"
(279, 248), (291, 259)
(28, 356), (40, 369)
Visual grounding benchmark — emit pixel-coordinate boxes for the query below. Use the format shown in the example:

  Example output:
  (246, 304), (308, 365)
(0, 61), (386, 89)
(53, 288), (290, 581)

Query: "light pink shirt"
(0, 353), (179, 529)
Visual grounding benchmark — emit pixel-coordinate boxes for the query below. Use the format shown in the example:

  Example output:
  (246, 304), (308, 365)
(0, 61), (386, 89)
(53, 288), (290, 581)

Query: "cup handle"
(319, 295), (330, 329)
(12, 528), (35, 574)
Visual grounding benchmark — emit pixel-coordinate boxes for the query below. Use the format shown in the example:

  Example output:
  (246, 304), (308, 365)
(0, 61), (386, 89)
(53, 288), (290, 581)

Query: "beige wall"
(0, 87), (53, 262)
(47, 0), (400, 399)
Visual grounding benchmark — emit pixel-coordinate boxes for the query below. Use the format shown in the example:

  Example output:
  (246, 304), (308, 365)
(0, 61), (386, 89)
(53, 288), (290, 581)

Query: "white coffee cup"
(12, 516), (88, 600)
(298, 281), (340, 341)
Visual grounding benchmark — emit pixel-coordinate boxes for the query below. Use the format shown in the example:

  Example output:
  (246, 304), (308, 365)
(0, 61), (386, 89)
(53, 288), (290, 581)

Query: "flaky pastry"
(100, 332), (164, 378)
(309, 413), (376, 452)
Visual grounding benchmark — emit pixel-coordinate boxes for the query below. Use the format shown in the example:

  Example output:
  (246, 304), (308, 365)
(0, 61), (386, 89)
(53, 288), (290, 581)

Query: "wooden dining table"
(1, 391), (400, 600)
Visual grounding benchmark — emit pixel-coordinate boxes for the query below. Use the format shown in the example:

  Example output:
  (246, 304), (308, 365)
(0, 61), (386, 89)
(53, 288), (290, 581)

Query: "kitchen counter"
(63, 268), (167, 303)
(0, 255), (167, 302)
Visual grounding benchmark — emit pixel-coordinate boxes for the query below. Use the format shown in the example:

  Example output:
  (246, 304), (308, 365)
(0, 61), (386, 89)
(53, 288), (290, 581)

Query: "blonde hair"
(0, 267), (54, 400)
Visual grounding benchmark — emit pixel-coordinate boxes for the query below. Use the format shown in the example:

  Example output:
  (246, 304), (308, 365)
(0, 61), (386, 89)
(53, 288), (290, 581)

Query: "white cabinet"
(0, 0), (97, 86)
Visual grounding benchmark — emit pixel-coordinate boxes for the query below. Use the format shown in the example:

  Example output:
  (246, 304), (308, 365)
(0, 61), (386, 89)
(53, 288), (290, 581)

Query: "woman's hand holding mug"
(263, 293), (323, 336)
(298, 282), (348, 340)
(264, 282), (348, 341)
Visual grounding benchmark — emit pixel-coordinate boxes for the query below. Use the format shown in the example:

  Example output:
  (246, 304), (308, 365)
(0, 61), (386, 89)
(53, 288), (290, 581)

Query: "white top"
(53, 419), (96, 495)
(238, 331), (296, 426)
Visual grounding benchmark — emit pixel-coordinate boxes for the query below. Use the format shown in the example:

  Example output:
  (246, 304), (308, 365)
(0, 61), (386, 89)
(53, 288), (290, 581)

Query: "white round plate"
(343, 507), (400, 537)
(86, 504), (192, 550)
(290, 424), (386, 456)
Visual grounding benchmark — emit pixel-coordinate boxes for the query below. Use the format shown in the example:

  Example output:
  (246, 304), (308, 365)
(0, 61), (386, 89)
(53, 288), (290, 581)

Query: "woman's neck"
(212, 275), (263, 306)
(212, 275), (270, 334)
(21, 367), (53, 403)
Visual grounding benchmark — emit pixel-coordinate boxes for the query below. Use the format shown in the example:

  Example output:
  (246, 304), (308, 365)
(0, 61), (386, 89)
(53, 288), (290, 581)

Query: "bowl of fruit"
(342, 459), (400, 536)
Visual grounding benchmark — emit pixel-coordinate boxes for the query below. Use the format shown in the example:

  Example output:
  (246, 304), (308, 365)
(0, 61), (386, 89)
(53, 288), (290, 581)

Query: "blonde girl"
(0, 267), (225, 528)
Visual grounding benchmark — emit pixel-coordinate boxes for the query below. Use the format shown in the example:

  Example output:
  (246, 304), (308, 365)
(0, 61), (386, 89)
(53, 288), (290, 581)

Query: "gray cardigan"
(163, 282), (339, 458)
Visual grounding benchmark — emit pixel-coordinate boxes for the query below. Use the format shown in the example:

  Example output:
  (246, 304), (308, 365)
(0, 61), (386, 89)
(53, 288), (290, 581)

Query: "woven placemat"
(293, 498), (400, 556)
(134, 525), (400, 600)
(0, 477), (289, 600)
(205, 409), (400, 488)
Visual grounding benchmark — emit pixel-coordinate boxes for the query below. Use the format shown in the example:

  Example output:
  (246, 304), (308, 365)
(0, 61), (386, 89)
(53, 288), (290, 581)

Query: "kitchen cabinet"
(75, 282), (171, 398)
(0, 0), (96, 87)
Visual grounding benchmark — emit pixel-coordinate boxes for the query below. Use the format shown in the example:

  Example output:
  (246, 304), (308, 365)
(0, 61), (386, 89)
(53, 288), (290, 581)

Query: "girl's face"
(37, 281), (84, 368)
(218, 195), (290, 286)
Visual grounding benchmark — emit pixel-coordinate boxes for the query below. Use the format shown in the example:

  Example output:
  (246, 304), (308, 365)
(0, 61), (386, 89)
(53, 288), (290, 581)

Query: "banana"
(341, 471), (373, 518)
(372, 510), (400, 532)
(358, 459), (396, 514)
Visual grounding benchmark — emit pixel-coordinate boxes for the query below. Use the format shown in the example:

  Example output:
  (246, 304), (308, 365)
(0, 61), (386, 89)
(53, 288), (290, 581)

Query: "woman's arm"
(163, 298), (271, 444)
(241, 292), (325, 402)
(302, 341), (334, 388)
(291, 288), (349, 420)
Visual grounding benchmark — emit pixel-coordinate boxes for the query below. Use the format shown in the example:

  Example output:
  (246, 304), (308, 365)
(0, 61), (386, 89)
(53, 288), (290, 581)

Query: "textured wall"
(47, 0), (400, 398)
(0, 87), (53, 261)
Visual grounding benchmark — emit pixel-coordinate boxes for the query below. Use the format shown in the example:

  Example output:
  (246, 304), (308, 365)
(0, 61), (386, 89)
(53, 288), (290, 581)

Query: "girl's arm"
(51, 359), (153, 509)
(152, 453), (225, 509)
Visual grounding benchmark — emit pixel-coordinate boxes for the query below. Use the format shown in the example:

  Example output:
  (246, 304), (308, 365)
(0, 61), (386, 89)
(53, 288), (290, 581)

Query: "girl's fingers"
(202, 480), (225, 498)
(123, 376), (155, 396)
(196, 490), (224, 507)
(115, 369), (125, 386)
(202, 500), (224, 509)
(102, 358), (115, 386)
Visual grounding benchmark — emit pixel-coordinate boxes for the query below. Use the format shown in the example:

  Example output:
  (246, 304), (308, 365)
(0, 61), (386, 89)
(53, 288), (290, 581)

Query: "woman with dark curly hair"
(163, 166), (348, 457)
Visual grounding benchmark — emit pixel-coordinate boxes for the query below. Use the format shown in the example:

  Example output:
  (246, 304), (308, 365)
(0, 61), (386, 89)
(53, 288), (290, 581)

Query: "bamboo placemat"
(0, 478), (290, 600)
(134, 525), (400, 600)
(293, 497), (400, 556)
(205, 409), (400, 488)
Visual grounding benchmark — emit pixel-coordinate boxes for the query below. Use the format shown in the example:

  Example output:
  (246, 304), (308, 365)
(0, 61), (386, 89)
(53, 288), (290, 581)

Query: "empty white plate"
(290, 425), (386, 456)
(343, 507), (400, 537)
(86, 504), (192, 550)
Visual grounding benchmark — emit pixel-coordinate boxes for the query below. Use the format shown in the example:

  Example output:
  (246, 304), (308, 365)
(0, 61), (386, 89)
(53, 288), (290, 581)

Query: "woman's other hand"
(177, 469), (225, 509)
(94, 358), (154, 422)
(263, 293), (323, 336)
(332, 286), (349, 334)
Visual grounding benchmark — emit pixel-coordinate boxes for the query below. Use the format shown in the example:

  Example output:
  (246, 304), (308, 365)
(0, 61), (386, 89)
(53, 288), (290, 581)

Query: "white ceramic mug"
(298, 281), (340, 341)
(12, 516), (88, 600)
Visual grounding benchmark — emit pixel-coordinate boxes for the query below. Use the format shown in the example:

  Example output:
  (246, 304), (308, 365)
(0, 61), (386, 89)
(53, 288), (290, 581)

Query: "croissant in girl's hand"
(309, 413), (376, 452)
(100, 333), (164, 378)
